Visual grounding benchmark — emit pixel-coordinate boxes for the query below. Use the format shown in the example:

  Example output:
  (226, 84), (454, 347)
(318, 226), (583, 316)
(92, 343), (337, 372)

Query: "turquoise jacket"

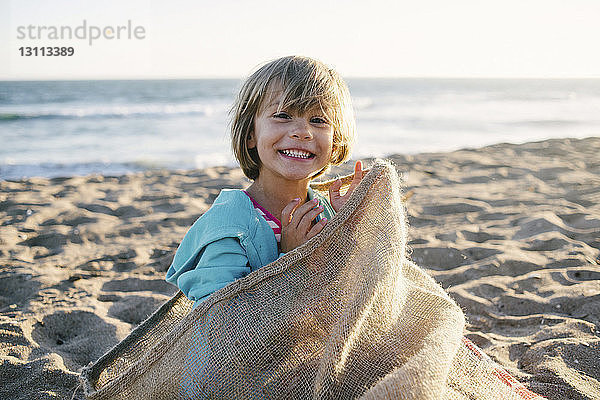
(165, 187), (335, 308)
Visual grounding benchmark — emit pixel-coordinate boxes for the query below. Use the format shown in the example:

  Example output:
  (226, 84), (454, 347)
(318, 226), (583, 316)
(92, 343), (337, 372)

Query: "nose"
(289, 118), (313, 140)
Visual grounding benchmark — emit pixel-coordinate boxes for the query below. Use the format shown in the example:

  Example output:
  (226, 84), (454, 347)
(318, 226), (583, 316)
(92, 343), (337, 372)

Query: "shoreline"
(1, 136), (599, 399)
(2, 135), (599, 182)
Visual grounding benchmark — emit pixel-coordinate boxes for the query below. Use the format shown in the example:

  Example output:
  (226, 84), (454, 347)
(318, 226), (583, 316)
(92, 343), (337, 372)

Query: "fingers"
(280, 197), (327, 252)
(296, 202), (325, 233)
(354, 160), (363, 176)
(281, 198), (301, 226)
(284, 198), (319, 227)
(329, 178), (342, 202)
(346, 160), (364, 193)
(290, 198), (320, 226)
(353, 160), (364, 183)
(330, 178), (342, 193)
(306, 217), (327, 240)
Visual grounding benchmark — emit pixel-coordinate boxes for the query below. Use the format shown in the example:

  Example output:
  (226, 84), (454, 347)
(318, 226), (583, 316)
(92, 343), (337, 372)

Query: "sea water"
(1, 78), (599, 179)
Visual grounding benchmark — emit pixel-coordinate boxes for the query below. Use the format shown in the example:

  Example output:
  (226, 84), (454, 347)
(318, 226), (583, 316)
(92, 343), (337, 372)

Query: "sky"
(1, 0), (600, 80)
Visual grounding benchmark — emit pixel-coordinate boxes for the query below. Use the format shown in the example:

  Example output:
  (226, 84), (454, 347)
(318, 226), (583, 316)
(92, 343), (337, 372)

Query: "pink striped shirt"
(243, 191), (282, 242)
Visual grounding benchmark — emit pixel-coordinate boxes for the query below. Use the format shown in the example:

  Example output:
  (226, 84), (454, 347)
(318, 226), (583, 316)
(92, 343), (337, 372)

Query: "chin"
(280, 170), (318, 182)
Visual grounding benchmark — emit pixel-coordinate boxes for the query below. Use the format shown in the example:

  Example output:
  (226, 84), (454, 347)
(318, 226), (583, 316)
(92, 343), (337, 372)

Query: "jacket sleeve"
(167, 237), (250, 307)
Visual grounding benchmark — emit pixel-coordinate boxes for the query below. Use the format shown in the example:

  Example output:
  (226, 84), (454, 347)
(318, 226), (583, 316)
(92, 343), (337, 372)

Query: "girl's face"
(248, 91), (334, 185)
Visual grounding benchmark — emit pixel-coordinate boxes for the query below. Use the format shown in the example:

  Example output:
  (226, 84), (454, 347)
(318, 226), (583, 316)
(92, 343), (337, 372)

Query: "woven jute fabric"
(80, 161), (544, 400)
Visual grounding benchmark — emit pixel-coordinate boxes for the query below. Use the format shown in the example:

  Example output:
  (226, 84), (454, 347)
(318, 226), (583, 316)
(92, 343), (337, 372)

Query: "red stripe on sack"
(462, 337), (545, 399)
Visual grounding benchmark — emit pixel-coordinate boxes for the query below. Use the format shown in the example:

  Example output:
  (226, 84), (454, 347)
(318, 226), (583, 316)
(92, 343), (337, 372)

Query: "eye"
(311, 116), (329, 124)
(273, 112), (291, 119)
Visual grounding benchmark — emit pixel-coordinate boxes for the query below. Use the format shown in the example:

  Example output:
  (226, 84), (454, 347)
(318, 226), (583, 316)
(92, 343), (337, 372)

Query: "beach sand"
(1, 137), (599, 399)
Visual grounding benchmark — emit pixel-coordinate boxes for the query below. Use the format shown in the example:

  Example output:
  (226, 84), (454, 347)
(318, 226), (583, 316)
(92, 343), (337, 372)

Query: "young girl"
(166, 55), (365, 308)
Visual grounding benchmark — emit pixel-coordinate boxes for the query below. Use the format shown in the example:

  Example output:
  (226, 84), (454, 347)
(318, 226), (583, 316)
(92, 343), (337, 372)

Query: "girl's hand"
(280, 197), (328, 253)
(329, 160), (367, 212)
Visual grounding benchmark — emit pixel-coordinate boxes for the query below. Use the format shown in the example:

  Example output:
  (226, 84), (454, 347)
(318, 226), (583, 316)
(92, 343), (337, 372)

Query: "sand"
(1, 137), (599, 400)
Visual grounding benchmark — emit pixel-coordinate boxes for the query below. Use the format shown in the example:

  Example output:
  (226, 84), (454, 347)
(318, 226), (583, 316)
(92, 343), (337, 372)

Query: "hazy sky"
(2, 0), (600, 79)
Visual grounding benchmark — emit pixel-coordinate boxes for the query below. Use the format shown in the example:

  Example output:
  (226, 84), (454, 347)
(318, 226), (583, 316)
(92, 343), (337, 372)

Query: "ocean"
(1, 78), (599, 180)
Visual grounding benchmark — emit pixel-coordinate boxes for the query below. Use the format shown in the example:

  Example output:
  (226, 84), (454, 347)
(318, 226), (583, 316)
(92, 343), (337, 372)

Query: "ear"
(247, 131), (256, 149)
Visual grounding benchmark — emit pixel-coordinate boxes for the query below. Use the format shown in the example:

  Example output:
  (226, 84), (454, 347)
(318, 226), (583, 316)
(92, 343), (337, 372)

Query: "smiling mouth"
(279, 149), (315, 159)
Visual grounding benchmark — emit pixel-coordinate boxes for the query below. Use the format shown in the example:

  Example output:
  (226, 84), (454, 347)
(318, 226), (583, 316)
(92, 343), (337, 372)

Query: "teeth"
(281, 149), (312, 159)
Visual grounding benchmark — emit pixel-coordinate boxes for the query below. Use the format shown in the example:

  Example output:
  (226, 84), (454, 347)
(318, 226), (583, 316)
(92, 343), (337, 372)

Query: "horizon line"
(2, 75), (600, 82)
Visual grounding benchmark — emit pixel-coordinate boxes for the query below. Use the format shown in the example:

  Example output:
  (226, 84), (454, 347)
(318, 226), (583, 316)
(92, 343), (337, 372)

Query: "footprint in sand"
(410, 247), (466, 269)
(521, 340), (600, 395)
(407, 215), (437, 228)
(147, 248), (175, 272)
(496, 259), (541, 277)
(461, 230), (504, 243)
(461, 247), (502, 261)
(567, 269), (600, 282)
(524, 237), (571, 251)
(478, 212), (517, 221)
(535, 166), (574, 181)
(148, 201), (187, 213)
(76, 202), (115, 216)
(513, 216), (569, 240)
(0, 271), (42, 310)
(0, 353), (82, 399)
(547, 258), (587, 268)
(422, 202), (486, 216)
(101, 278), (177, 296)
(31, 310), (127, 370)
(18, 232), (69, 249)
(557, 212), (600, 230)
(105, 295), (169, 325)
(112, 205), (149, 218)
(159, 215), (201, 228)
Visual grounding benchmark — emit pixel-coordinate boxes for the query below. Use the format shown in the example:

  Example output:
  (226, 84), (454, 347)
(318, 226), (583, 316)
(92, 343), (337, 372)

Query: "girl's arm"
(167, 237), (250, 308)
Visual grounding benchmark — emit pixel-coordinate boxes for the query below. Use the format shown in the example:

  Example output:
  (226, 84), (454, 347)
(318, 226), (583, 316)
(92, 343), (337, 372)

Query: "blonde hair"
(230, 55), (355, 180)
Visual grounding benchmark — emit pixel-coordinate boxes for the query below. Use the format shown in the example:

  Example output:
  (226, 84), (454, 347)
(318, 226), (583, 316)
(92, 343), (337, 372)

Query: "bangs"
(263, 70), (342, 127)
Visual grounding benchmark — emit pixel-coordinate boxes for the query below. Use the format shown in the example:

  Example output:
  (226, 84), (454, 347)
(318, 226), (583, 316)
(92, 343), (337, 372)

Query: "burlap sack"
(79, 161), (544, 399)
